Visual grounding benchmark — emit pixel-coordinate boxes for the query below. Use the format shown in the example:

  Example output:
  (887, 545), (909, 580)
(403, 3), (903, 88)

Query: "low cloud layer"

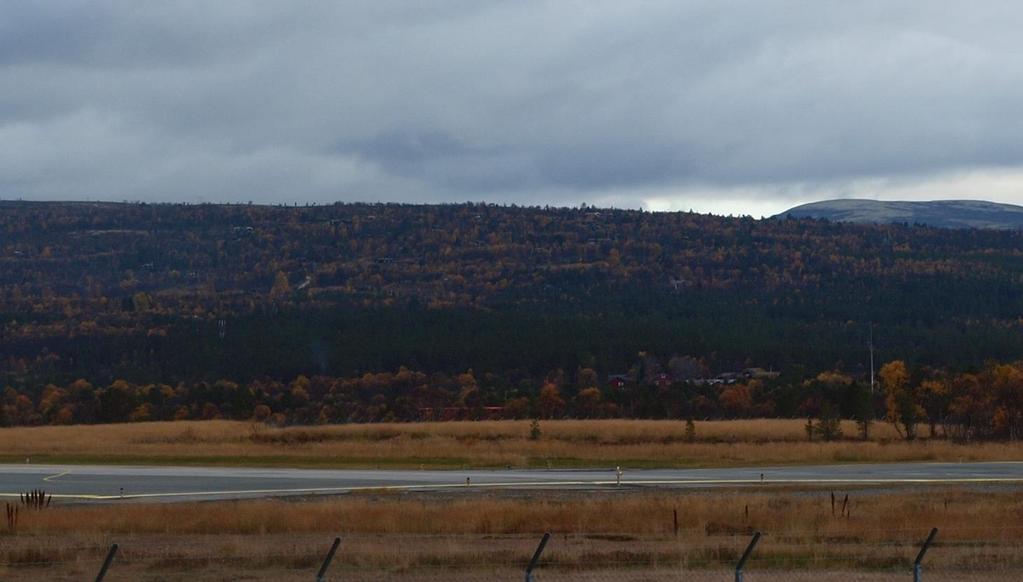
(3, 1), (1023, 215)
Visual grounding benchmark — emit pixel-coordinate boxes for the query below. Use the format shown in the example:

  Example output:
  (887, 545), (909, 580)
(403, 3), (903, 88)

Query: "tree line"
(3, 359), (1023, 443)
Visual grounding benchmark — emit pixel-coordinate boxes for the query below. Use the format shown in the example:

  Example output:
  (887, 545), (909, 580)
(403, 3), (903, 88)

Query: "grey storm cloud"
(3, 1), (1023, 209)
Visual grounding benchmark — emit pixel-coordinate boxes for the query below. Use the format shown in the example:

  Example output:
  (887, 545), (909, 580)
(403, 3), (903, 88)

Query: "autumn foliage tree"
(990, 365), (1023, 440)
(918, 378), (950, 438)
(537, 383), (566, 419)
(880, 360), (921, 440)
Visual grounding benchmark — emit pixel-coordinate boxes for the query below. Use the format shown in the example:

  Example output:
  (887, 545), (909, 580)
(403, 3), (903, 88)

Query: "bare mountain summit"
(777, 199), (1023, 229)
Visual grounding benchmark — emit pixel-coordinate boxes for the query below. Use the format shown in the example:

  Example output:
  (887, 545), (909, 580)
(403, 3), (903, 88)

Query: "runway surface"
(2, 462), (1023, 502)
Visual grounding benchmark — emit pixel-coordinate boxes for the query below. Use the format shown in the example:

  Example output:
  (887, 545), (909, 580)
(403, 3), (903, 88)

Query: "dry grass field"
(2, 487), (1023, 580)
(0, 419), (1020, 469)
(5, 419), (1021, 578)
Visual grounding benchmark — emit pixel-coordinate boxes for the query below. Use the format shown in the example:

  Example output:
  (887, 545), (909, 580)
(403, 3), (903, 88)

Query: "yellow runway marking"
(3, 476), (1023, 501)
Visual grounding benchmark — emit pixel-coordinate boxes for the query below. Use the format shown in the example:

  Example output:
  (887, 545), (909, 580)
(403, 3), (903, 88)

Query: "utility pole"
(868, 324), (876, 395)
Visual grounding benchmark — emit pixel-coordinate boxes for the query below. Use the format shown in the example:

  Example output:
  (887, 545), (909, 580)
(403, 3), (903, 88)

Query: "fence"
(0, 527), (969, 581)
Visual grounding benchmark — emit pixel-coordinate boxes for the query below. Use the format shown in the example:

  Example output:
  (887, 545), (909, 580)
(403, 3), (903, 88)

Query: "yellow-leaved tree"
(269, 271), (291, 298)
(880, 360), (922, 440)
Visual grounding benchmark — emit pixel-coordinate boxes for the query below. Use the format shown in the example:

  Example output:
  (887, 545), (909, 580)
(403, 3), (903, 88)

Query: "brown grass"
(0, 419), (1017, 469)
(3, 488), (1023, 580)
(13, 487), (1023, 539)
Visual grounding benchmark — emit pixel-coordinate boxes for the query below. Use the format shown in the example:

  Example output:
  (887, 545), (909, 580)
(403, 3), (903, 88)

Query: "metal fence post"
(94, 543), (118, 582)
(913, 528), (938, 582)
(316, 537), (342, 582)
(735, 531), (761, 582)
(524, 532), (551, 582)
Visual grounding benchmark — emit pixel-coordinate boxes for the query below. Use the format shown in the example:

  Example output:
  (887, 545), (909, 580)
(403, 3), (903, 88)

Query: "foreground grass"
(3, 488), (1023, 580)
(13, 486), (1023, 537)
(0, 419), (1020, 469)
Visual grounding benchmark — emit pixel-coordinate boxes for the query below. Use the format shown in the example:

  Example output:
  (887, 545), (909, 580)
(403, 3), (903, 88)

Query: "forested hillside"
(2, 200), (1023, 429)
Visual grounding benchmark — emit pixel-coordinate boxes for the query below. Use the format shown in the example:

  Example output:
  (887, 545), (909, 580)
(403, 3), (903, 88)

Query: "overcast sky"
(3, 1), (1023, 216)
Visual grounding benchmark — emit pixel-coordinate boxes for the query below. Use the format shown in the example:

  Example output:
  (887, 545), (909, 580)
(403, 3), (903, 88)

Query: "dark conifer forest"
(2, 200), (1022, 434)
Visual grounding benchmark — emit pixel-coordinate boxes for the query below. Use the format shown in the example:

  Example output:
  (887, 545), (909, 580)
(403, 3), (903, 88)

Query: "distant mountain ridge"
(777, 199), (1023, 230)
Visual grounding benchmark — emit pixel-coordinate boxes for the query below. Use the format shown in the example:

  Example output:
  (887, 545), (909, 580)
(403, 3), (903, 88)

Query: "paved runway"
(2, 462), (1022, 502)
